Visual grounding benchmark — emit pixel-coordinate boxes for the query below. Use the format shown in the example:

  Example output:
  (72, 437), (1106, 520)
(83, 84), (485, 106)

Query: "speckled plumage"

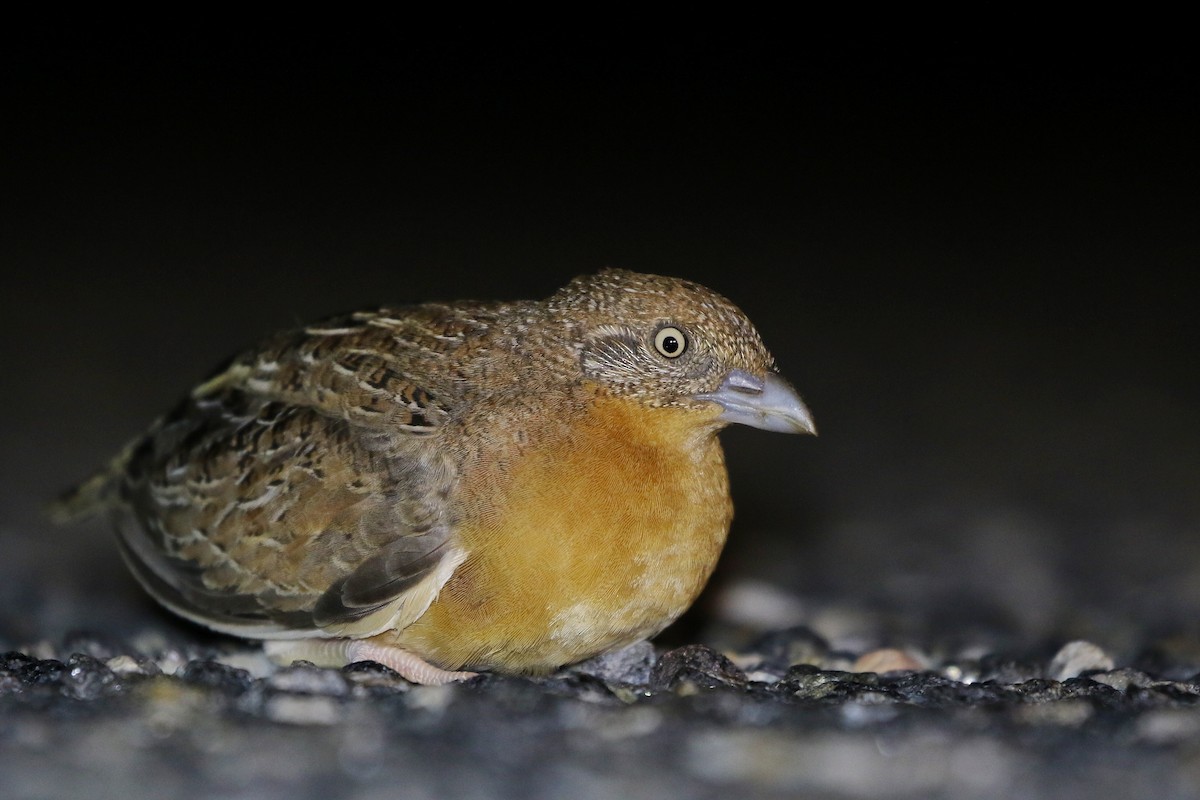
(55, 269), (814, 683)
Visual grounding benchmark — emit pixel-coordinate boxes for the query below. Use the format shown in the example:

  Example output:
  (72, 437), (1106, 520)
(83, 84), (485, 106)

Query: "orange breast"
(389, 394), (732, 673)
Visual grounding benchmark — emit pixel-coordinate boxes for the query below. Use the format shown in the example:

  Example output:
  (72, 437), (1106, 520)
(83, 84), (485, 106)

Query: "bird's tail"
(46, 442), (137, 524)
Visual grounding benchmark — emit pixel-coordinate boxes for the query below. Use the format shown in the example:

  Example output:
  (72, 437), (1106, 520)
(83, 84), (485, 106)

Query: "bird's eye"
(653, 326), (687, 358)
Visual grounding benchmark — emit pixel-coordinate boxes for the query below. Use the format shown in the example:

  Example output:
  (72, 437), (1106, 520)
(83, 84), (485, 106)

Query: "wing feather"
(107, 310), (482, 639)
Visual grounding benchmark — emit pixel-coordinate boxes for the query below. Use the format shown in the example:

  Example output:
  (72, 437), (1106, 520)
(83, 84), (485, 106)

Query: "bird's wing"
(112, 308), (487, 640)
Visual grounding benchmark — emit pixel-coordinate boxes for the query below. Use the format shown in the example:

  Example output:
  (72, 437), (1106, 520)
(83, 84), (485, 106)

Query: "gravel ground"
(6, 621), (1200, 800)
(3, 28), (1199, 800)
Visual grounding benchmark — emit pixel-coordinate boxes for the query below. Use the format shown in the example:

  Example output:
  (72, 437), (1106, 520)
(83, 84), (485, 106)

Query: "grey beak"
(693, 369), (816, 434)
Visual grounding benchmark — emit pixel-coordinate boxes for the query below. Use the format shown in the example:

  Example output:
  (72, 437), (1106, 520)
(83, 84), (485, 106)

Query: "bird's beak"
(693, 369), (816, 434)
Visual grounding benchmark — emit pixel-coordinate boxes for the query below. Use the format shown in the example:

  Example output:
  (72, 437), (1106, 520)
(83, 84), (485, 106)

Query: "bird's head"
(546, 269), (815, 435)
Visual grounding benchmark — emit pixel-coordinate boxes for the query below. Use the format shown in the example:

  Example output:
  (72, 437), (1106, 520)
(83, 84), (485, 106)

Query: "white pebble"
(1048, 640), (1114, 681)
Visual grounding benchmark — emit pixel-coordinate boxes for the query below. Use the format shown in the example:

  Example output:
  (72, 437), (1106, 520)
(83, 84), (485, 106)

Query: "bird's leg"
(345, 640), (480, 685)
(263, 639), (478, 685)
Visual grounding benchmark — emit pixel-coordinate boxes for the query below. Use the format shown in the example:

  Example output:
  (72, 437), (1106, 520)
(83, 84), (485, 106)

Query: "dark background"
(2, 27), (1198, 659)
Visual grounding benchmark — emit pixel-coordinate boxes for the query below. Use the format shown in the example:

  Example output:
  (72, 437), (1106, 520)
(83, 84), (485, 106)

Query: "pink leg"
(345, 640), (478, 685)
(264, 639), (478, 685)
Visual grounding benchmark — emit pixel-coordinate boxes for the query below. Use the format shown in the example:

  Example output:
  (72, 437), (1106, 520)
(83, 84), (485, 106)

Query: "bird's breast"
(391, 394), (732, 672)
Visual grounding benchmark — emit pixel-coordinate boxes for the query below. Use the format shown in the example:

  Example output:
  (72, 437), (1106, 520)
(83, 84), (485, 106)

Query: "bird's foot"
(345, 640), (479, 685)
(263, 639), (478, 685)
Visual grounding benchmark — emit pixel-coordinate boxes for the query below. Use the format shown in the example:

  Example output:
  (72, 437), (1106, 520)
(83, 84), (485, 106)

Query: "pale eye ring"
(653, 326), (687, 358)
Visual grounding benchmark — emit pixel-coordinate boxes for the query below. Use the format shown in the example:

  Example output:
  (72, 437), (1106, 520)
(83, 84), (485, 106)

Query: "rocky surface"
(5, 617), (1200, 800)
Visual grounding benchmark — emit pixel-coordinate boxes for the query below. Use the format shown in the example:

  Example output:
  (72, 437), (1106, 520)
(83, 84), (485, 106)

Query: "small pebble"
(1012, 698), (1093, 727)
(155, 650), (189, 677)
(1089, 668), (1155, 692)
(105, 654), (160, 677)
(180, 660), (253, 694)
(649, 645), (747, 693)
(264, 693), (344, 726)
(570, 641), (657, 685)
(1137, 709), (1200, 744)
(743, 626), (831, 673)
(1048, 640), (1115, 681)
(852, 648), (924, 674)
(713, 579), (807, 630)
(214, 648), (278, 679)
(405, 684), (456, 715)
(268, 663), (351, 696)
(63, 653), (119, 700)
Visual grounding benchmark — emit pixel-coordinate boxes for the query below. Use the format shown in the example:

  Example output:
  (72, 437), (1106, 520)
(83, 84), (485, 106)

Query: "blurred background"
(2, 26), (1197, 660)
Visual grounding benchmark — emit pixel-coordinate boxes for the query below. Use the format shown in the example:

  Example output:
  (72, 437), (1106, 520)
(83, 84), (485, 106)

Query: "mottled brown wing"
(113, 309), (478, 639)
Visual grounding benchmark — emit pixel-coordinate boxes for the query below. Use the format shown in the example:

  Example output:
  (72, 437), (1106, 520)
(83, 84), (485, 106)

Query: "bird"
(52, 268), (815, 684)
